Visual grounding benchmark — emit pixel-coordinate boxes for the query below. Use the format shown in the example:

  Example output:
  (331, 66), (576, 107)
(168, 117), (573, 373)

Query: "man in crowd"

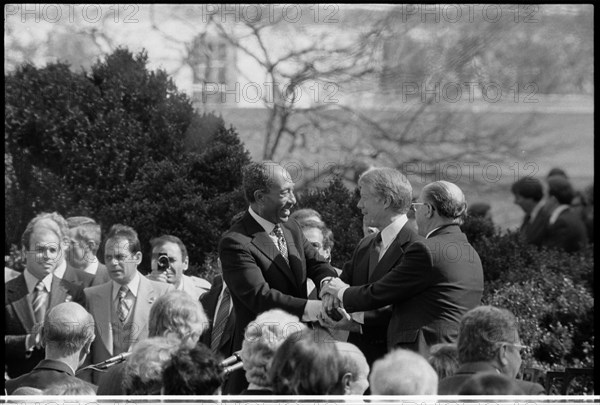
(541, 175), (588, 252)
(218, 161), (338, 393)
(369, 348), (438, 395)
(5, 212), (86, 378)
(321, 167), (421, 366)
(323, 180), (484, 357)
(511, 177), (554, 247)
(5, 302), (96, 394)
(84, 224), (173, 383)
(336, 341), (370, 395)
(65, 216), (110, 287)
(438, 305), (545, 395)
(147, 234), (211, 300)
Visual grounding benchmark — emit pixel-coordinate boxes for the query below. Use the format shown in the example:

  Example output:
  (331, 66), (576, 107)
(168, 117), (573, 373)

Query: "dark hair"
(242, 161), (280, 203)
(511, 177), (543, 202)
(269, 329), (345, 395)
(547, 167), (568, 179)
(458, 372), (525, 395)
(162, 344), (224, 395)
(427, 343), (459, 380)
(467, 202), (491, 219)
(150, 234), (188, 261)
(105, 224), (141, 254)
(547, 176), (575, 205)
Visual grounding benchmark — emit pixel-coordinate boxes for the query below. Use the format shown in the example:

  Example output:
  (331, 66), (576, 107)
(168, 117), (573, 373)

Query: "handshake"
(318, 277), (351, 322)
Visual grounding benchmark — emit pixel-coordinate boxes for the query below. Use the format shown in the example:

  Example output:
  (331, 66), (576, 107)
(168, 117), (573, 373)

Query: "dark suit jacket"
(343, 224), (484, 356)
(199, 275), (236, 359)
(340, 225), (422, 365)
(438, 361), (545, 395)
(5, 359), (96, 394)
(218, 212), (337, 393)
(541, 207), (588, 253)
(520, 200), (556, 246)
(4, 274), (86, 378)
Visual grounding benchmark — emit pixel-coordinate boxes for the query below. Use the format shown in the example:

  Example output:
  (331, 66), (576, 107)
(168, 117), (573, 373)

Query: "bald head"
(335, 342), (370, 395)
(423, 181), (467, 220)
(42, 302), (95, 355)
(369, 348), (438, 395)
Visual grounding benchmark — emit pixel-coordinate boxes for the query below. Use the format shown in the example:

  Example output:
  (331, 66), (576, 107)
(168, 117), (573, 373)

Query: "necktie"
(272, 224), (289, 264)
(32, 281), (48, 324)
(211, 287), (231, 352)
(368, 232), (382, 279)
(117, 285), (131, 323)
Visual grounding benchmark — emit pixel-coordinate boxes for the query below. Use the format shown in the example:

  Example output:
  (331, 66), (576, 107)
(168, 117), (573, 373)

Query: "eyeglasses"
(498, 341), (529, 354)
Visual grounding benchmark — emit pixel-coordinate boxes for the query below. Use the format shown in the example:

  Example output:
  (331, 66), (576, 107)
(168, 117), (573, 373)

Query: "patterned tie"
(368, 232), (383, 279)
(32, 281), (48, 324)
(211, 287), (231, 352)
(117, 285), (131, 323)
(272, 224), (289, 264)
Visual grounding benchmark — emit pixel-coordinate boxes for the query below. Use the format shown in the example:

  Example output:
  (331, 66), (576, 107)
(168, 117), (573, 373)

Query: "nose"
(289, 190), (297, 205)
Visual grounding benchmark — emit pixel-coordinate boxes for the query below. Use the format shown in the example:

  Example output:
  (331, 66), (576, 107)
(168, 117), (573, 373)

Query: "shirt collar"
(24, 269), (53, 294)
(82, 259), (99, 275)
(112, 271), (141, 300)
(52, 259), (67, 279)
(549, 204), (570, 225)
(380, 215), (409, 249)
(425, 226), (443, 239)
(248, 206), (277, 234)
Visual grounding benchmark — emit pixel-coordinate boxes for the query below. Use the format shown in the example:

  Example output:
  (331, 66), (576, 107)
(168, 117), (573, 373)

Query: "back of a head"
(122, 336), (181, 395)
(428, 343), (459, 380)
(511, 177), (543, 202)
(43, 302), (95, 356)
(269, 329), (345, 395)
(370, 348), (438, 395)
(547, 167), (568, 179)
(11, 386), (44, 395)
(458, 305), (518, 364)
(241, 309), (306, 387)
(148, 290), (208, 340)
(467, 202), (492, 219)
(335, 342), (370, 395)
(547, 175), (575, 205)
(423, 181), (467, 223)
(162, 343), (224, 395)
(458, 372), (525, 395)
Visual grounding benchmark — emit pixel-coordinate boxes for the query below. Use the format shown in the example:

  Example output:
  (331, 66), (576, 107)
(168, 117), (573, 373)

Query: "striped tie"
(272, 224), (289, 264)
(32, 281), (48, 324)
(117, 285), (130, 322)
(211, 287), (231, 352)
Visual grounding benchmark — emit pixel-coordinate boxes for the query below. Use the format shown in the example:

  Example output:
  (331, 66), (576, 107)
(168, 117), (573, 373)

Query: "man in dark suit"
(511, 177), (555, 247)
(320, 167), (421, 366)
(200, 274), (236, 358)
(5, 302), (96, 394)
(438, 305), (545, 395)
(5, 212), (86, 378)
(323, 181), (484, 357)
(65, 216), (110, 287)
(541, 176), (588, 252)
(218, 161), (338, 393)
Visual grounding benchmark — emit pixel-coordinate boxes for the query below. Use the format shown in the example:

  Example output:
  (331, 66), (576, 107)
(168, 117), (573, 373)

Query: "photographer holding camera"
(147, 235), (211, 301)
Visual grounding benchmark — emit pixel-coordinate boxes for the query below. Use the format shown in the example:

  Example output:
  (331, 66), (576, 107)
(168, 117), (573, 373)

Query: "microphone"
(222, 361), (244, 376)
(76, 351), (132, 374)
(220, 351), (242, 367)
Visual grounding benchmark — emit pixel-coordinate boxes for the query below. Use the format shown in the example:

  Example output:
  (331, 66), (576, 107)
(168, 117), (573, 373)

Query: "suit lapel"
(49, 276), (68, 309)
(8, 276), (35, 332)
(92, 283), (113, 355)
(133, 276), (154, 338)
(248, 221), (298, 289)
(370, 227), (413, 281)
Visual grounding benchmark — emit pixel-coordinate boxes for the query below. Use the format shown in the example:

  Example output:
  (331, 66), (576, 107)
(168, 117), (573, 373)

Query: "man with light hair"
(369, 348), (438, 395)
(5, 302), (96, 394)
(65, 216), (110, 287)
(323, 180), (484, 357)
(335, 341), (370, 395)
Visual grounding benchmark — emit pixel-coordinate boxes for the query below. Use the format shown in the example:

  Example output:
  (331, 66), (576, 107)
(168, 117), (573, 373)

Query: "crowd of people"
(4, 161), (590, 396)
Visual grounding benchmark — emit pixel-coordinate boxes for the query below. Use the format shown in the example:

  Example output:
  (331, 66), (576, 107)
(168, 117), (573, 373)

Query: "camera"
(156, 253), (170, 272)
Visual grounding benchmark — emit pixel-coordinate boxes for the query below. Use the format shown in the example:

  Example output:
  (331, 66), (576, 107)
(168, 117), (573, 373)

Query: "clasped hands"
(315, 278), (359, 331)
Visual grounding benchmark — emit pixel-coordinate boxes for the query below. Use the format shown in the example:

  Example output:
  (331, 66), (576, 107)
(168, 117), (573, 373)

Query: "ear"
(183, 256), (189, 271)
(133, 251), (142, 265)
(342, 372), (353, 393)
(254, 189), (265, 204)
